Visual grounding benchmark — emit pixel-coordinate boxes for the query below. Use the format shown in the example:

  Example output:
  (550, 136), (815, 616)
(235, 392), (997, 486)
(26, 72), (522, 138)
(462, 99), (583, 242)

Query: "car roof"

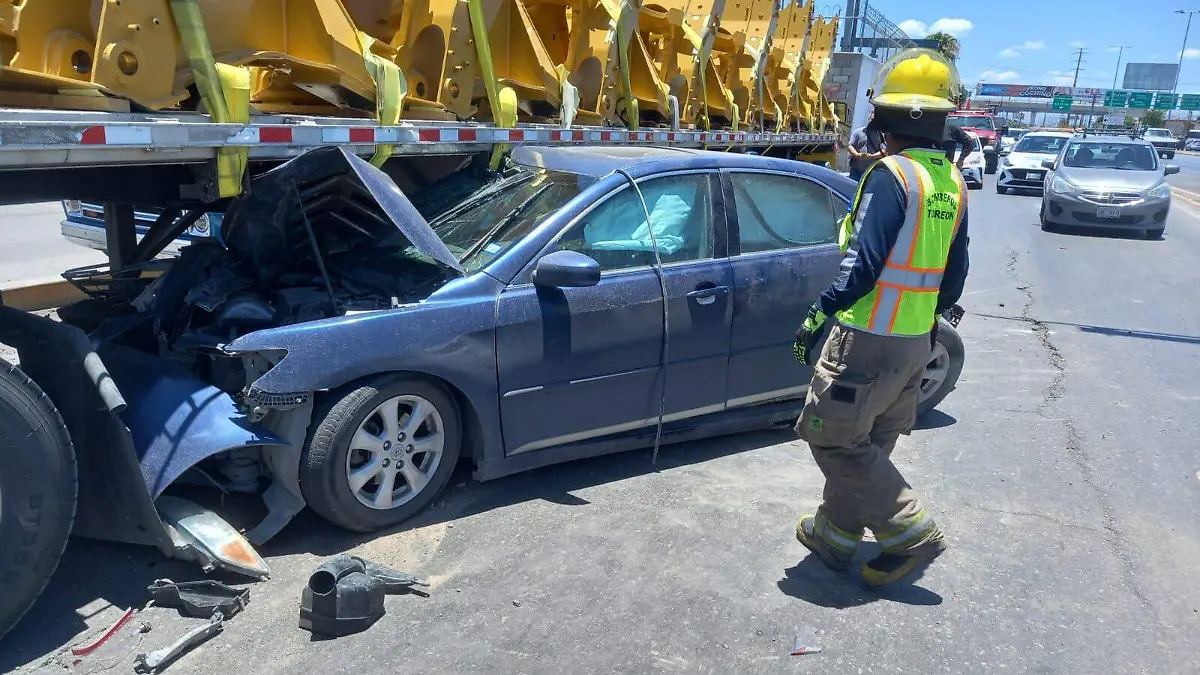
(1070, 135), (1151, 145)
(510, 145), (854, 189)
(1023, 131), (1072, 138)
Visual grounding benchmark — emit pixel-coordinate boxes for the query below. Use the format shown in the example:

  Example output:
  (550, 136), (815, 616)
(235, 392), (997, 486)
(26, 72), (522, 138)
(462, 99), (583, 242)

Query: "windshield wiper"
(458, 183), (552, 263)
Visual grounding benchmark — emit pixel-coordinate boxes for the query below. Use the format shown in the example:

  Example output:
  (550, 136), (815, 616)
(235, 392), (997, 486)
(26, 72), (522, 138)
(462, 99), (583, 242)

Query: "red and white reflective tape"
(17, 122), (832, 150)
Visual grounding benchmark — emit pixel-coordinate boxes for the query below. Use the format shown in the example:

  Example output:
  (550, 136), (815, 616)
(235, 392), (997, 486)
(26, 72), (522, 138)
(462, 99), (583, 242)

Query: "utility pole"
(1070, 47), (1087, 126)
(1174, 10), (1199, 94)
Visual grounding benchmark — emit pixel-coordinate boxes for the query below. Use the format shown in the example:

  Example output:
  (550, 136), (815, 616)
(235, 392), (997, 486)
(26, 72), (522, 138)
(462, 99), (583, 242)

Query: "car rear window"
(1014, 135), (1067, 154)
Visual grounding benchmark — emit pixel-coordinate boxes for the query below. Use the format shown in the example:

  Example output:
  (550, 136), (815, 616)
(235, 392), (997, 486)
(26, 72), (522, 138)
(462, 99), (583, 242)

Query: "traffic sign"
(1051, 95), (1073, 111)
(1103, 90), (1128, 107)
(1181, 94), (1200, 111)
(1128, 91), (1154, 108)
(1154, 93), (1179, 110)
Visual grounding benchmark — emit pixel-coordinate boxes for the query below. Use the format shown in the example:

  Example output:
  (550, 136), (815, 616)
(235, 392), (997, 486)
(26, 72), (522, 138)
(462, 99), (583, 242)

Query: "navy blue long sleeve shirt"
(816, 161), (969, 320)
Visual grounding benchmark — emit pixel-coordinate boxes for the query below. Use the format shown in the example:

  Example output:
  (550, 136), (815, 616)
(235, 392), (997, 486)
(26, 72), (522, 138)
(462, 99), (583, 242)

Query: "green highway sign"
(1103, 90), (1128, 107)
(1181, 94), (1200, 111)
(1128, 91), (1154, 108)
(1154, 93), (1179, 110)
(1051, 95), (1073, 111)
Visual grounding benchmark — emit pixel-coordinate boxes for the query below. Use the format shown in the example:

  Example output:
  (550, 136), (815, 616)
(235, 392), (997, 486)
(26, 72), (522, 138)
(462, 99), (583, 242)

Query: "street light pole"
(1174, 10), (1199, 95)
(1112, 45), (1131, 90)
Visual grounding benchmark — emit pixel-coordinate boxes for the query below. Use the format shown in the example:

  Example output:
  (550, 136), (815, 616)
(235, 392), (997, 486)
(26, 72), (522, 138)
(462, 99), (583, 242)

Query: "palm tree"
(927, 31), (961, 61)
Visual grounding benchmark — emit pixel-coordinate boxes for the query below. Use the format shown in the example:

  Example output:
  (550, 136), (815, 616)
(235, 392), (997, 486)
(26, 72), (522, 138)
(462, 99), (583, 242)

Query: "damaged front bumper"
(0, 306), (273, 578)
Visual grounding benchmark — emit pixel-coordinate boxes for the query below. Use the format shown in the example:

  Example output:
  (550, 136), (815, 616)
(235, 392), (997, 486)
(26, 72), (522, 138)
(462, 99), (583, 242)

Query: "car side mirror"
(1164, 164), (1181, 176)
(1041, 159), (1057, 170)
(533, 250), (601, 288)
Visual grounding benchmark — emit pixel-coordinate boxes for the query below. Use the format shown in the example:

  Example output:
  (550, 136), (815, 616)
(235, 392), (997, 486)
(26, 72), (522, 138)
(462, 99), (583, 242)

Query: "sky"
(863, 0), (1200, 93)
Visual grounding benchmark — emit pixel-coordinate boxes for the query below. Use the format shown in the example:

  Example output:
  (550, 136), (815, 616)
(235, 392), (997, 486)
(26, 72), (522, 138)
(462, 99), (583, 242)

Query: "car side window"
(553, 173), (714, 272)
(729, 172), (839, 253)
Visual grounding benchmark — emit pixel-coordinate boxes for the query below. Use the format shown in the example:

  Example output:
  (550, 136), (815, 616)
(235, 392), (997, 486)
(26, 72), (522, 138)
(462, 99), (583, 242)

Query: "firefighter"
(791, 48), (970, 587)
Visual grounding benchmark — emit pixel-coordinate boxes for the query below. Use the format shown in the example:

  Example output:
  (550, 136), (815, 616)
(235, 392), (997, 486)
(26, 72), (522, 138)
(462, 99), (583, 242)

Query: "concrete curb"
(0, 277), (85, 311)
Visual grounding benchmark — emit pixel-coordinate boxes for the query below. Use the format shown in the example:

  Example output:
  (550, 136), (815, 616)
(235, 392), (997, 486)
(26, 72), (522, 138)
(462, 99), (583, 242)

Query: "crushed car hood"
(221, 147), (464, 278)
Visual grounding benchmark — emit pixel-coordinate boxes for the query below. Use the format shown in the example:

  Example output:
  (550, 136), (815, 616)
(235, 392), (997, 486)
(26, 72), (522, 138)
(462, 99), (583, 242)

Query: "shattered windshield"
(431, 169), (589, 273)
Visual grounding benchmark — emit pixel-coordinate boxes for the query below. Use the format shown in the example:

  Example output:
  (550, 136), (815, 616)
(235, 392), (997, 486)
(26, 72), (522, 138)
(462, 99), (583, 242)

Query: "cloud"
(898, 20), (928, 37)
(898, 17), (974, 39)
(929, 18), (974, 37)
(980, 70), (1020, 83)
(1022, 40), (1045, 50)
(998, 47), (1021, 58)
(1046, 70), (1075, 86)
(1180, 48), (1200, 59)
(1070, 40), (1088, 48)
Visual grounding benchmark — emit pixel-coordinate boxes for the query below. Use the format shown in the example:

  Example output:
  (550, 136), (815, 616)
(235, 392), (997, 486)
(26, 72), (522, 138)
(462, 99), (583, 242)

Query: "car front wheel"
(917, 318), (965, 417)
(300, 375), (462, 532)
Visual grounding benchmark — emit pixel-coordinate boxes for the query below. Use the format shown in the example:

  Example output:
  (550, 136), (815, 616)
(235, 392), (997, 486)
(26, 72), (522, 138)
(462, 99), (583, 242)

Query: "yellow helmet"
(871, 48), (960, 114)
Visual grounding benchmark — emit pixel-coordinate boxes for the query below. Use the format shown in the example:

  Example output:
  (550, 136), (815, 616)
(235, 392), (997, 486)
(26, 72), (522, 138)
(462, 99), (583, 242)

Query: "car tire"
(1145, 227), (1165, 240)
(917, 318), (965, 417)
(1167, 152), (1176, 160)
(300, 374), (462, 533)
(996, 184), (1007, 195)
(968, 182), (983, 191)
(0, 358), (77, 640)
(1039, 201), (1054, 231)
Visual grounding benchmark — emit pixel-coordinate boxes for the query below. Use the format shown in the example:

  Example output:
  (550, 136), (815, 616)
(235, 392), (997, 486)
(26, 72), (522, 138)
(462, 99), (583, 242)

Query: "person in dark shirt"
(941, 120), (973, 168)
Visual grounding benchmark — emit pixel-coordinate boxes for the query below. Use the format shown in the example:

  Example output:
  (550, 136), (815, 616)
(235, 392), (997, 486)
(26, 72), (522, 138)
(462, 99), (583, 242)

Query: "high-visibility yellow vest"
(836, 148), (966, 336)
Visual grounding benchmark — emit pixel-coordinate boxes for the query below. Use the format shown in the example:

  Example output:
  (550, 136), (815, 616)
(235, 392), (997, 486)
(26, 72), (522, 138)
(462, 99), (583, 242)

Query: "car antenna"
(292, 182), (340, 314)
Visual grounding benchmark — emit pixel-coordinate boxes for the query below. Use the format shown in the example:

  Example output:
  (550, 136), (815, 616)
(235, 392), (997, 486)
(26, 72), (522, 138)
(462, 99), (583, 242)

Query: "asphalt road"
(4, 174), (1200, 674)
(0, 203), (104, 286)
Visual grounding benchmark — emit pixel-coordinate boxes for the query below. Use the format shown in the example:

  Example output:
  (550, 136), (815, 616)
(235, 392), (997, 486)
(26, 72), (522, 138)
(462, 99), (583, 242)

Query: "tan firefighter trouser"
(795, 323), (946, 558)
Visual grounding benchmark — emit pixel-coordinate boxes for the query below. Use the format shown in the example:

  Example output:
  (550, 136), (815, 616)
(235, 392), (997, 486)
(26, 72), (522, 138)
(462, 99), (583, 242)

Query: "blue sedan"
(70, 145), (965, 538)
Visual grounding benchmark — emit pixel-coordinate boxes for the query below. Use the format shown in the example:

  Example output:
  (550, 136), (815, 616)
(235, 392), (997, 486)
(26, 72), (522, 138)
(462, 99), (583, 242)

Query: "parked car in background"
(948, 110), (1002, 174)
(960, 133), (985, 189)
(999, 127), (1030, 156)
(1039, 137), (1178, 239)
(1186, 138), (1200, 152)
(1142, 127), (1177, 159)
(997, 131), (1072, 194)
(62, 200), (222, 253)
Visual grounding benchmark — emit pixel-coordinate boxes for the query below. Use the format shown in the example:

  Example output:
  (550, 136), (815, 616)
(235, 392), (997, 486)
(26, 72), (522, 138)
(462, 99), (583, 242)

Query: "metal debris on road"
(134, 613), (224, 673)
(148, 579), (250, 619)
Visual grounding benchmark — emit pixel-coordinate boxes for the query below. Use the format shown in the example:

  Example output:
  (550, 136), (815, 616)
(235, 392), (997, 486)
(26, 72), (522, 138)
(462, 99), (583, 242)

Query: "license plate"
(1026, 171), (1043, 180)
(1096, 206), (1122, 219)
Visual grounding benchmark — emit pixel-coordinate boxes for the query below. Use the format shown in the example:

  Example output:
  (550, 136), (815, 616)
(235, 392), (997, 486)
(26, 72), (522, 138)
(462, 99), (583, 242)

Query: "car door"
(722, 169), (844, 409)
(494, 171), (732, 455)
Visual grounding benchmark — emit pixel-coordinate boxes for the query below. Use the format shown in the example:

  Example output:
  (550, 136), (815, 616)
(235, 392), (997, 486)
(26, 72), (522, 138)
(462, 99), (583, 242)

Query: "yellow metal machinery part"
(0, 0), (841, 134)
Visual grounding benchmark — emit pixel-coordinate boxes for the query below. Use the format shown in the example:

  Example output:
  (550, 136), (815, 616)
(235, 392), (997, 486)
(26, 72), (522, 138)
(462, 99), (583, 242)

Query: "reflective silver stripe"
(876, 508), (935, 551)
(879, 156), (929, 267)
(878, 267), (943, 289)
(815, 514), (863, 553)
(868, 284), (903, 333)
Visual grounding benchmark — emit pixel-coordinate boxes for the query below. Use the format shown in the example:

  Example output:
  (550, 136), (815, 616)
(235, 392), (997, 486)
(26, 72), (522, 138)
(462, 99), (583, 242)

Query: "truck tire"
(917, 319), (965, 417)
(300, 375), (462, 532)
(0, 358), (76, 640)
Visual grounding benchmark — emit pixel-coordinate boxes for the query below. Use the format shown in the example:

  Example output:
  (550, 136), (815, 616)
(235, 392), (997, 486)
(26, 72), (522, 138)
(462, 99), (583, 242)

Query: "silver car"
(1039, 137), (1179, 239)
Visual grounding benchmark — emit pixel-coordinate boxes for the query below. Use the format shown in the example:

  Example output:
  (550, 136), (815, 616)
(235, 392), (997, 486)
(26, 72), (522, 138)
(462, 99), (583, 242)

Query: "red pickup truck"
(947, 109), (1005, 175)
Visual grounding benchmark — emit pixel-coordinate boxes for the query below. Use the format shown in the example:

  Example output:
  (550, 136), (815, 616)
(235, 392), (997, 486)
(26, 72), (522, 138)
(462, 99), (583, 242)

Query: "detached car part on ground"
(0, 146), (966, 639)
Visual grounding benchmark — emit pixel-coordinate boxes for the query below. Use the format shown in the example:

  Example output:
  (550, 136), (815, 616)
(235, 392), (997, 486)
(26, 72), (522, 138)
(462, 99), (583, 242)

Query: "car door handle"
(687, 286), (728, 306)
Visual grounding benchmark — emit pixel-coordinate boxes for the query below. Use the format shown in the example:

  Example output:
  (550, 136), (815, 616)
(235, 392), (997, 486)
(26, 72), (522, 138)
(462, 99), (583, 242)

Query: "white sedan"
(997, 131), (1072, 194)
(960, 132), (985, 190)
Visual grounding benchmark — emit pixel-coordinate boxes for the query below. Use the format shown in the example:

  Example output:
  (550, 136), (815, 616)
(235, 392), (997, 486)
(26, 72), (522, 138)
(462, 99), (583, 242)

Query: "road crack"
(1004, 249), (1161, 623)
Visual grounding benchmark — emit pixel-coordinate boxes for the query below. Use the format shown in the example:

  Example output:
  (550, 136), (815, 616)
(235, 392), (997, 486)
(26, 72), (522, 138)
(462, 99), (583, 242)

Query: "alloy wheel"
(344, 395), (446, 510)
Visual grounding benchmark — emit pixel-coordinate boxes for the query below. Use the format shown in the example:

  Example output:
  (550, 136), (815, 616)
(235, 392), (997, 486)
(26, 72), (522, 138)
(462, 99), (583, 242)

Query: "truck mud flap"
(0, 308), (282, 555)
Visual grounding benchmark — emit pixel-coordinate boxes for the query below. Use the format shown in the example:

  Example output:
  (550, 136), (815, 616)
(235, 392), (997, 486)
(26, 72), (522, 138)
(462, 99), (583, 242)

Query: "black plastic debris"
(299, 554), (430, 637)
(148, 579), (250, 619)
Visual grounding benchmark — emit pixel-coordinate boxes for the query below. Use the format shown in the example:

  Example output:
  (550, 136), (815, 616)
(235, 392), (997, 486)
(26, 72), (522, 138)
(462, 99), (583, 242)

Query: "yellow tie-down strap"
(356, 32), (407, 168)
(168, 0), (250, 199)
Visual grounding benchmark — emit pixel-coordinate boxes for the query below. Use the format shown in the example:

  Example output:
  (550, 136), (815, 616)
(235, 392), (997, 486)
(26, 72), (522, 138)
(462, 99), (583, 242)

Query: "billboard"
(1123, 63), (1179, 91)
(976, 83), (1106, 99)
